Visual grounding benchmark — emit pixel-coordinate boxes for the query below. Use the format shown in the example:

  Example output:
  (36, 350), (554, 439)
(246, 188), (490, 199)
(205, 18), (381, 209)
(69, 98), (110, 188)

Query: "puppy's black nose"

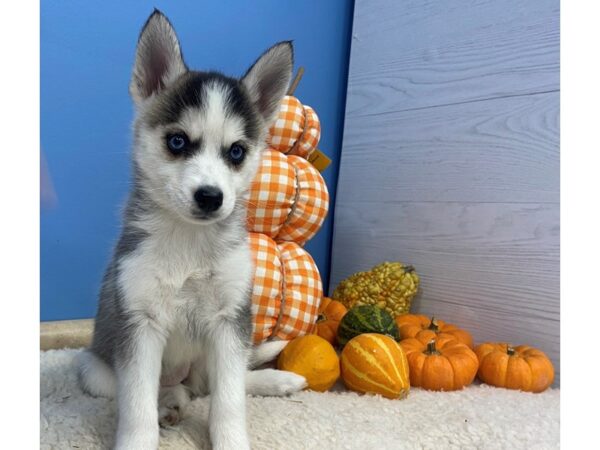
(194, 186), (223, 213)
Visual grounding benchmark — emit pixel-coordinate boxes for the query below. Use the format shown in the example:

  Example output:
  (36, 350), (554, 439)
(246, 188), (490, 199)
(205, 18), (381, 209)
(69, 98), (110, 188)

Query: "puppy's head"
(130, 10), (292, 224)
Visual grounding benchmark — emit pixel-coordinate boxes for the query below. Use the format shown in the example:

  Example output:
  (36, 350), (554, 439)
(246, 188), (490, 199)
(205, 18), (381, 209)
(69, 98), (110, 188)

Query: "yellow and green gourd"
(332, 262), (419, 318)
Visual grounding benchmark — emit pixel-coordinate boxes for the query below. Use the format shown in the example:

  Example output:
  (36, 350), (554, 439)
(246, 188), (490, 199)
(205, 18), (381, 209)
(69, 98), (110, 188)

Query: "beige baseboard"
(40, 319), (93, 350)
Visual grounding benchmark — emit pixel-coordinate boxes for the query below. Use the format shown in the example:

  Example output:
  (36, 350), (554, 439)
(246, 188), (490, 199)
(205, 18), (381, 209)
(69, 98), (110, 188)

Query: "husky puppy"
(77, 10), (306, 450)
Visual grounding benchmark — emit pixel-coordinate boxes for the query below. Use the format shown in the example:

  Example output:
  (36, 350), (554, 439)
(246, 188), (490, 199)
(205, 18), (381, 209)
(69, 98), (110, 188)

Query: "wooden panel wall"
(330, 0), (560, 383)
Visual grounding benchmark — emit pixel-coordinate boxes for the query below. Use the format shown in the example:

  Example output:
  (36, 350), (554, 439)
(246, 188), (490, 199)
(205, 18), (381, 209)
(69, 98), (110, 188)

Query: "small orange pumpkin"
(400, 336), (478, 391)
(475, 343), (554, 393)
(395, 314), (474, 348)
(340, 333), (410, 399)
(277, 334), (340, 392)
(314, 297), (347, 345)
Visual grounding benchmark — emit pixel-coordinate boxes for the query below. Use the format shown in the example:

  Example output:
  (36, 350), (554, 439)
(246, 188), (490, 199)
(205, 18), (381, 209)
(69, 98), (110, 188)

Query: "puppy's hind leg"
(246, 369), (307, 397)
(158, 384), (192, 428)
(77, 349), (117, 398)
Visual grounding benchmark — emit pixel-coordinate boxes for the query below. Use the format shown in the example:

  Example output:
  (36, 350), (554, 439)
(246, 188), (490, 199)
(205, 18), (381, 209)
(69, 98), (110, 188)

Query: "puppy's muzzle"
(194, 186), (223, 213)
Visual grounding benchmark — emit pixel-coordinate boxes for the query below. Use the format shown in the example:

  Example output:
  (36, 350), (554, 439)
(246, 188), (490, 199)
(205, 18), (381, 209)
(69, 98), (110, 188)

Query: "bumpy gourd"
(333, 262), (420, 317)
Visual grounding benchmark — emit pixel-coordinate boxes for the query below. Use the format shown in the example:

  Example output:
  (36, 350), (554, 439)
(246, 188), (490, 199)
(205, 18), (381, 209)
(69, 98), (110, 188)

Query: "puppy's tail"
(77, 349), (117, 398)
(249, 340), (289, 369)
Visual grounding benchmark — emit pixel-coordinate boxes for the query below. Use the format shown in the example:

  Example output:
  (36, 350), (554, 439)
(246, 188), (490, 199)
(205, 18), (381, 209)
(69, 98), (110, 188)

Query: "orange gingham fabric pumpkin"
(268, 96), (321, 159)
(249, 233), (322, 344)
(246, 149), (329, 246)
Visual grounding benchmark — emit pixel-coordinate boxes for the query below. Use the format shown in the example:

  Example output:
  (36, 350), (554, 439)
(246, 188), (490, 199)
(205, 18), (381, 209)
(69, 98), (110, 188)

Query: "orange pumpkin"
(314, 297), (347, 345)
(400, 336), (478, 391)
(395, 314), (474, 348)
(475, 343), (554, 393)
(277, 334), (340, 392)
(340, 333), (410, 399)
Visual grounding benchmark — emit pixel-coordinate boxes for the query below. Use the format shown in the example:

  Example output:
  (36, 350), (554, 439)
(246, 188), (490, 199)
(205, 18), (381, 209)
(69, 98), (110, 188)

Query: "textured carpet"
(41, 349), (559, 449)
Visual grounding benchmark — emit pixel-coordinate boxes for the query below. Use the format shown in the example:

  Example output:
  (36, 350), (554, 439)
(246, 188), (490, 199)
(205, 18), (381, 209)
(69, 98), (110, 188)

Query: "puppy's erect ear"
(241, 41), (293, 126)
(130, 10), (187, 105)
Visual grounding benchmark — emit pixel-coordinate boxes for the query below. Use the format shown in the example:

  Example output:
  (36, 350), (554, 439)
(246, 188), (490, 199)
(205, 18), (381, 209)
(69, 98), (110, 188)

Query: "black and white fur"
(78, 10), (305, 450)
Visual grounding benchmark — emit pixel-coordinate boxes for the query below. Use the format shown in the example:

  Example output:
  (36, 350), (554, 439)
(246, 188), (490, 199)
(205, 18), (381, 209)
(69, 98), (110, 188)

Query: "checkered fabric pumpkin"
(246, 149), (329, 246)
(267, 96), (321, 159)
(249, 232), (322, 344)
(246, 95), (328, 344)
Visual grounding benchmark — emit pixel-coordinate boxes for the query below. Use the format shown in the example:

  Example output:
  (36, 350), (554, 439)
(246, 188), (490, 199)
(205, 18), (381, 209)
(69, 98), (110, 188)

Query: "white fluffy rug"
(41, 349), (559, 449)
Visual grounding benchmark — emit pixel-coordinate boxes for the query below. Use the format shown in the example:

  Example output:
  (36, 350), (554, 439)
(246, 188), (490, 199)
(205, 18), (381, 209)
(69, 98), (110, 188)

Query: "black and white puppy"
(78, 10), (306, 450)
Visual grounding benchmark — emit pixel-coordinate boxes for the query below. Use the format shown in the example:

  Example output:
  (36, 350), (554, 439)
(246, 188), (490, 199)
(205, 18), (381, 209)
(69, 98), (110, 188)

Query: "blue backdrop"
(41, 0), (354, 321)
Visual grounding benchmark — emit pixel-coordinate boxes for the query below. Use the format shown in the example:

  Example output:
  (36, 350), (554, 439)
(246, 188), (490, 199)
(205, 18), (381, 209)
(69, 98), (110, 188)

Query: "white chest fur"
(117, 214), (252, 347)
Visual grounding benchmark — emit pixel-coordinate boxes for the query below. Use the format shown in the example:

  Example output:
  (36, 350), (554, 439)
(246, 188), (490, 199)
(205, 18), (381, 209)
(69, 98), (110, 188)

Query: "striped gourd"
(340, 333), (410, 399)
(337, 305), (399, 346)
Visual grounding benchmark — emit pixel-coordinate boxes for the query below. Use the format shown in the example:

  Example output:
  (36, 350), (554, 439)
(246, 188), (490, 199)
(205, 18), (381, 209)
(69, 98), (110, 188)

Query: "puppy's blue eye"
(228, 144), (246, 164)
(166, 134), (187, 154)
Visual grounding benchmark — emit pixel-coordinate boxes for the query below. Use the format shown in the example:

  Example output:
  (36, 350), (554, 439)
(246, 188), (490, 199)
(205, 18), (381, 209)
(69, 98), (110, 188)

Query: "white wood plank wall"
(330, 0), (560, 383)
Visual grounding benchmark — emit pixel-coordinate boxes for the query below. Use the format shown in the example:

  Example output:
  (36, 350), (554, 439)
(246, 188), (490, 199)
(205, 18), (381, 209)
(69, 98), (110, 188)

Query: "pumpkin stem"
(403, 265), (415, 273)
(507, 345), (515, 356)
(424, 339), (441, 356)
(316, 313), (326, 323)
(427, 317), (439, 332)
